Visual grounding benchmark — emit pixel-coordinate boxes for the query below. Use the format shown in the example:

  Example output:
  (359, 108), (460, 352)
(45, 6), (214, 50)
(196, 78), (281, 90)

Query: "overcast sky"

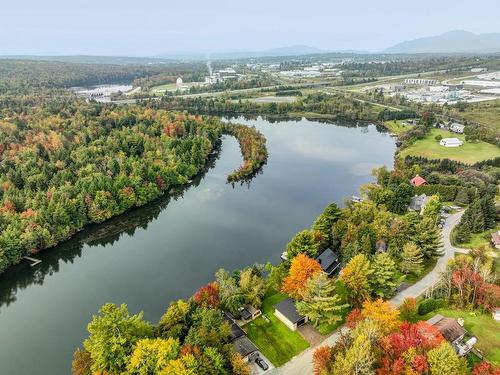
(2, 0), (499, 56)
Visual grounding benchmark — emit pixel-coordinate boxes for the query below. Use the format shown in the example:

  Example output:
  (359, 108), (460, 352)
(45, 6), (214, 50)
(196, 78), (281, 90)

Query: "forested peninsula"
(0, 103), (267, 273)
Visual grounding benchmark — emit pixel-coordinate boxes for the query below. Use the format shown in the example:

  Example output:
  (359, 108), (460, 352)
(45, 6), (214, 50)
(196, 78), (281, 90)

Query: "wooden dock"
(23, 256), (42, 267)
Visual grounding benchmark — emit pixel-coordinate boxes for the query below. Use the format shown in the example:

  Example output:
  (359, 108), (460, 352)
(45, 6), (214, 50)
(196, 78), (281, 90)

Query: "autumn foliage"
(313, 345), (333, 375)
(193, 282), (220, 308)
(282, 253), (322, 300)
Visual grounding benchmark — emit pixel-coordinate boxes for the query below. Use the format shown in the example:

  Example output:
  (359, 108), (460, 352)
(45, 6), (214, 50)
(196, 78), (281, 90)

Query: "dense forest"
(0, 100), (267, 273)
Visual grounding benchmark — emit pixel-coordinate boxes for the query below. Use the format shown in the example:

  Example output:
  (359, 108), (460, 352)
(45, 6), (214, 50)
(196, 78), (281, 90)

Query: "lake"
(0, 117), (395, 374)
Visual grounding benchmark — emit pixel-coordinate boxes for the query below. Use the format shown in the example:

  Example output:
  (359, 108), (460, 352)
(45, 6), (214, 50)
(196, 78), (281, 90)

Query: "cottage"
(449, 123), (465, 134)
(315, 248), (342, 277)
(410, 174), (426, 187)
(239, 305), (261, 321)
(224, 312), (246, 341)
(491, 231), (500, 249)
(427, 314), (476, 356)
(440, 138), (463, 147)
(274, 298), (307, 331)
(409, 194), (430, 214)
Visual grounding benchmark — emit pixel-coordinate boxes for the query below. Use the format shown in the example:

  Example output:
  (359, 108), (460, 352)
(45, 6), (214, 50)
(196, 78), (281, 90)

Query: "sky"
(2, 0), (500, 56)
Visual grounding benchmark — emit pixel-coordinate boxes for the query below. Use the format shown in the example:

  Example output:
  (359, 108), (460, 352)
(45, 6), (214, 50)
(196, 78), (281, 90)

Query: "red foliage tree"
(346, 308), (363, 329)
(472, 361), (500, 375)
(193, 282), (220, 308)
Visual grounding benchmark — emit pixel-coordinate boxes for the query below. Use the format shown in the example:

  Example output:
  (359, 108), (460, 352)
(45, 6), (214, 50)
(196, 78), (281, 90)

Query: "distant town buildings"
(404, 78), (439, 86)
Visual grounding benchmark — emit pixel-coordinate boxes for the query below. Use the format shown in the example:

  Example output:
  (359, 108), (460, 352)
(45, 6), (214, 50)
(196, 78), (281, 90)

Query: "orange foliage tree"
(282, 253), (322, 300)
(313, 345), (333, 375)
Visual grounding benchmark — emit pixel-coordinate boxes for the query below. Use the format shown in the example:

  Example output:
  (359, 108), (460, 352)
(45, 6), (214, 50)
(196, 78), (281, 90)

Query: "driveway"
(270, 210), (464, 375)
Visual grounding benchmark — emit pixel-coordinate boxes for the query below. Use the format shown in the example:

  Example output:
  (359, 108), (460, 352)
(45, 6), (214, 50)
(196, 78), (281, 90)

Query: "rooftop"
(274, 298), (304, 324)
(427, 314), (466, 343)
(315, 248), (341, 276)
(232, 336), (258, 358)
(410, 174), (426, 187)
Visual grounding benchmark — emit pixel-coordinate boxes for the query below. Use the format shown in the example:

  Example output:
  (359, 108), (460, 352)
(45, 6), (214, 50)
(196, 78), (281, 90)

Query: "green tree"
(239, 268), (266, 307)
(83, 303), (153, 374)
(185, 308), (231, 350)
(415, 217), (442, 259)
(296, 272), (347, 326)
(286, 229), (324, 258)
(370, 253), (399, 298)
(156, 299), (191, 340)
(312, 203), (342, 245)
(215, 268), (245, 315)
(331, 334), (375, 375)
(127, 338), (180, 375)
(400, 242), (424, 275)
(388, 183), (413, 214)
(339, 254), (372, 306)
(427, 342), (468, 375)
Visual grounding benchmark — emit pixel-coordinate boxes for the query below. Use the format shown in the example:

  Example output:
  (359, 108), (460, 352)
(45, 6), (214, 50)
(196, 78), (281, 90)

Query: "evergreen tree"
(400, 242), (424, 275)
(296, 272), (348, 326)
(480, 194), (496, 230)
(370, 253), (400, 298)
(415, 217), (442, 259)
(453, 224), (471, 244)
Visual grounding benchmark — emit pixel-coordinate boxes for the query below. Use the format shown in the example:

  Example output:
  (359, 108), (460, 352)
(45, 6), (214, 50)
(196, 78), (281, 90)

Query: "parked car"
(255, 357), (269, 371)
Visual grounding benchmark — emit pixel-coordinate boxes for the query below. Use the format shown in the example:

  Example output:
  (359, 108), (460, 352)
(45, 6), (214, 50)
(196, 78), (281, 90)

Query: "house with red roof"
(410, 175), (426, 187)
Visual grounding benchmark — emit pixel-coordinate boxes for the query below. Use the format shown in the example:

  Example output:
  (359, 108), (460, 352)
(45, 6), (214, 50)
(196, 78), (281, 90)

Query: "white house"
(449, 123), (465, 134)
(440, 138), (463, 147)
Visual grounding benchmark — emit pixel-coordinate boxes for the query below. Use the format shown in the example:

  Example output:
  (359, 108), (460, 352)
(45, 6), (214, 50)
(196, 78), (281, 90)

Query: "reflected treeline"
(0, 144), (240, 310)
(222, 114), (388, 133)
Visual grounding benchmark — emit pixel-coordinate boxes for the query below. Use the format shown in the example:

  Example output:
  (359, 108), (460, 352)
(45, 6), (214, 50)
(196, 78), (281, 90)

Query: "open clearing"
(399, 129), (500, 164)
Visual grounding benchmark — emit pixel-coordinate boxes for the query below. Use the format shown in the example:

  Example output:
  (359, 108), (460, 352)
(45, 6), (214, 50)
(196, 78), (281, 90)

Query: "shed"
(274, 298), (307, 331)
(315, 248), (341, 277)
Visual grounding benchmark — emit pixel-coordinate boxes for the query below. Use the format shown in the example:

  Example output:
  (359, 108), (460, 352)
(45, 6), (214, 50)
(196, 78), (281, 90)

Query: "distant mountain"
(383, 30), (500, 54)
(158, 45), (328, 60)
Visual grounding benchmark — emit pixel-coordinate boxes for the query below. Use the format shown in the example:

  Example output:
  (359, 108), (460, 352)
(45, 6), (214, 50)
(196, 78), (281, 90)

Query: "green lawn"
(454, 226), (499, 249)
(399, 129), (500, 164)
(420, 308), (500, 365)
(384, 119), (414, 135)
(243, 292), (309, 366)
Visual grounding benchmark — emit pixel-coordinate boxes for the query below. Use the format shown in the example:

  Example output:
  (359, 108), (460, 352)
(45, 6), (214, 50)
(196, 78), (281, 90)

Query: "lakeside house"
(239, 305), (262, 322)
(427, 314), (477, 356)
(440, 138), (464, 147)
(491, 231), (500, 250)
(410, 174), (427, 187)
(224, 312), (259, 361)
(409, 194), (430, 214)
(315, 248), (342, 277)
(274, 298), (307, 331)
(449, 123), (465, 134)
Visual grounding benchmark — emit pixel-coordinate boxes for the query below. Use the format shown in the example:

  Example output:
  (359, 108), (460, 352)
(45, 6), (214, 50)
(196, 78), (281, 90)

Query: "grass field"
(420, 308), (500, 365)
(448, 99), (500, 135)
(384, 119), (414, 134)
(399, 129), (500, 164)
(243, 292), (309, 366)
(453, 226), (499, 249)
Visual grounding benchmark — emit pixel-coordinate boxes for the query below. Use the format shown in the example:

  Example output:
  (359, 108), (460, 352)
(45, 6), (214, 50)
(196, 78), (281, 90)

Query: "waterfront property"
(315, 248), (342, 277)
(409, 194), (430, 214)
(410, 174), (427, 187)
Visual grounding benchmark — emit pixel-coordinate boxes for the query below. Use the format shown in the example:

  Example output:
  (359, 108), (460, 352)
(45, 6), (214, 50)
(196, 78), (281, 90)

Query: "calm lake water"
(0, 117), (395, 375)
